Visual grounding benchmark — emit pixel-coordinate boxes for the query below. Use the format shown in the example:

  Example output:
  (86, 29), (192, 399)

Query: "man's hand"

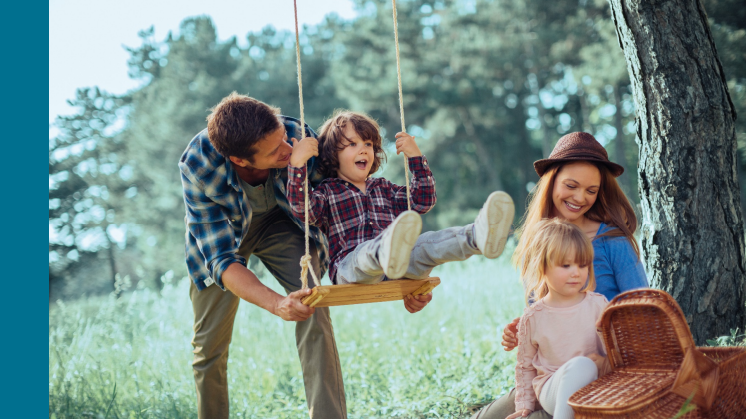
(506, 409), (532, 419)
(403, 292), (433, 313)
(395, 132), (422, 158)
(290, 137), (319, 168)
(273, 288), (316, 321)
(501, 317), (520, 351)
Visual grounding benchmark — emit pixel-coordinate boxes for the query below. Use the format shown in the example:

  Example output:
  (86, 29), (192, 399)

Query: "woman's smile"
(564, 201), (583, 212)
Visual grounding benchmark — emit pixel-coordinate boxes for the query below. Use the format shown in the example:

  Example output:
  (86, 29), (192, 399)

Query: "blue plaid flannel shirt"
(179, 116), (329, 291)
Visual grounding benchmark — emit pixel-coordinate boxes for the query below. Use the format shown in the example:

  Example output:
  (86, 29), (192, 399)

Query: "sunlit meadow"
(49, 248), (525, 418)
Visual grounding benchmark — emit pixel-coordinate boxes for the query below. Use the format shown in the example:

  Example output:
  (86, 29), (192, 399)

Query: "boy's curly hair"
(317, 110), (386, 178)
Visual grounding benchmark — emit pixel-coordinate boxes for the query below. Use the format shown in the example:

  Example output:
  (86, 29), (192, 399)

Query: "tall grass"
(49, 253), (525, 418)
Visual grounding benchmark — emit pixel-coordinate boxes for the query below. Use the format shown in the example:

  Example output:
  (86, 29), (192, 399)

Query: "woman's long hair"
(513, 161), (639, 273)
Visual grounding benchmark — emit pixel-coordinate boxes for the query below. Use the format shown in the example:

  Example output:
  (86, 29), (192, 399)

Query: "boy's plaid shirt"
(286, 156), (436, 283)
(179, 116), (329, 291)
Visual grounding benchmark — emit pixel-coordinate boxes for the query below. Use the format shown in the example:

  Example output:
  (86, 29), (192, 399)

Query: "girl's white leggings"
(538, 356), (598, 419)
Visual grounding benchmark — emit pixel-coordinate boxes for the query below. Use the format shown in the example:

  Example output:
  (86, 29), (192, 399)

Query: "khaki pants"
(190, 207), (346, 419)
(470, 387), (552, 419)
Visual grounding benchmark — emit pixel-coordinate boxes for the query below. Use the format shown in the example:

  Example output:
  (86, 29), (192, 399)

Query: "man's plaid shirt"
(179, 116), (329, 291)
(286, 156), (436, 283)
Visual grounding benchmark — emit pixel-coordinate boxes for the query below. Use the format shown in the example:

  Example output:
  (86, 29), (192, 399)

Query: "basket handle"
(599, 297), (696, 370)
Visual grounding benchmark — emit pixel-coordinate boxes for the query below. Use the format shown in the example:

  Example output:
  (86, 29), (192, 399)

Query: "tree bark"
(458, 107), (504, 191)
(608, 0), (745, 344)
(105, 233), (119, 297)
(612, 83), (631, 195)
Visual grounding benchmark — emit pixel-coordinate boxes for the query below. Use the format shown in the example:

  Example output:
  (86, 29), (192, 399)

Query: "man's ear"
(229, 156), (249, 167)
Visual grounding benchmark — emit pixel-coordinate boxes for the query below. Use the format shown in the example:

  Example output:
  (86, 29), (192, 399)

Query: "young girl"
(507, 218), (610, 419)
(286, 110), (514, 285)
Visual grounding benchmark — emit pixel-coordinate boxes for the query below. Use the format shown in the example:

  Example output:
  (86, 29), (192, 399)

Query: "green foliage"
(49, 88), (134, 297)
(670, 389), (698, 419)
(49, 257), (523, 418)
(706, 328), (746, 347)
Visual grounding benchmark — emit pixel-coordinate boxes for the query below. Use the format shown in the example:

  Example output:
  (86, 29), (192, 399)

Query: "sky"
(49, 0), (358, 132)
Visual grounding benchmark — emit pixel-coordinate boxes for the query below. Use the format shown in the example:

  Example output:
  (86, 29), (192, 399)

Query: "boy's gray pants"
(190, 207), (346, 419)
(336, 224), (481, 284)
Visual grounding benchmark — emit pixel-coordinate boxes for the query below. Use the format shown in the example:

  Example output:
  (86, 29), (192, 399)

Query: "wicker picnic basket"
(567, 288), (746, 419)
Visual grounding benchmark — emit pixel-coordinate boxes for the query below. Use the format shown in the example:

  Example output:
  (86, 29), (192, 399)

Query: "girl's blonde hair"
(519, 218), (596, 304)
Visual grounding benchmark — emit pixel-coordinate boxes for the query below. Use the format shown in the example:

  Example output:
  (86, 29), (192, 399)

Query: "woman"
(472, 132), (648, 419)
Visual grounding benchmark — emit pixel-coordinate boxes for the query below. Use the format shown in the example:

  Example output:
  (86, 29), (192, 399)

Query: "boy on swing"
(287, 110), (514, 285)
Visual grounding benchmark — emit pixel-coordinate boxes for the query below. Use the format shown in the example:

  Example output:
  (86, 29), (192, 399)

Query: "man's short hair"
(206, 92), (281, 161)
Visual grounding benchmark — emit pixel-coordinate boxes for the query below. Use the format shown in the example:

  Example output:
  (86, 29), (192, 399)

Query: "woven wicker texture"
(568, 289), (746, 419)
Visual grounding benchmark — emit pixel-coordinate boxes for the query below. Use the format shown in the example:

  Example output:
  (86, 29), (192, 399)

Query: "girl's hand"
(394, 132), (422, 158)
(506, 409), (532, 419)
(587, 353), (607, 374)
(501, 317), (520, 351)
(290, 137), (319, 168)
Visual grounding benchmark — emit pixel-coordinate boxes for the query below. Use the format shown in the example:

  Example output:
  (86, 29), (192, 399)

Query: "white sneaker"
(474, 191), (514, 259)
(379, 210), (422, 279)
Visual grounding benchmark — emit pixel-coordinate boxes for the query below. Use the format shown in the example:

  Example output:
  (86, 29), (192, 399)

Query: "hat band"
(550, 152), (608, 162)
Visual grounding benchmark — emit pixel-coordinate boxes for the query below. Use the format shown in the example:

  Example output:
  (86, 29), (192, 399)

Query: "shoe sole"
(382, 211), (422, 279)
(481, 191), (515, 259)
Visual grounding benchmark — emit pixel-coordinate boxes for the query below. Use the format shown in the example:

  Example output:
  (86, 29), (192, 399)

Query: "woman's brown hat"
(533, 132), (624, 177)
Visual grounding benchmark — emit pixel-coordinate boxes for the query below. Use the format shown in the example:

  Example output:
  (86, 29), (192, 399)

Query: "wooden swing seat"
(301, 277), (440, 307)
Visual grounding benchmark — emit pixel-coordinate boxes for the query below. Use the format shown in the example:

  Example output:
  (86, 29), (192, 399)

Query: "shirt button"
(424, 161), (428, 166)
(297, 174), (301, 178)
(345, 182), (349, 186)
(299, 187), (303, 192)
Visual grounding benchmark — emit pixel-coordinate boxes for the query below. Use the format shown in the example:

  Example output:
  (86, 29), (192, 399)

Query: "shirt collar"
(225, 160), (242, 192)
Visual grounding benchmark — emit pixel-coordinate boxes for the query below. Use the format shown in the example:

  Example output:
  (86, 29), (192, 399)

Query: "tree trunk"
(458, 107), (504, 191)
(612, 83), (631, 195)
(608, 0), (745, 344)
(106, 234), (119, 297)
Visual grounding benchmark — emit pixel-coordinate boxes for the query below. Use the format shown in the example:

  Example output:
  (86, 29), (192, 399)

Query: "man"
(179, 92), (431, 419)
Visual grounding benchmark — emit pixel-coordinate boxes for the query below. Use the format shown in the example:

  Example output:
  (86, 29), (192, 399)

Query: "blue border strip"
(8, 0), (48, 414)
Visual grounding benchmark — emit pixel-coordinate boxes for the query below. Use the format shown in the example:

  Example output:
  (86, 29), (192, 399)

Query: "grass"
(49, 252), (526, 418)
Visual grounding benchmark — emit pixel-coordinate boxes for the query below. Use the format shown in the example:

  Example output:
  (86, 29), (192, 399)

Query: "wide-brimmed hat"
(533, 132), (624, 177)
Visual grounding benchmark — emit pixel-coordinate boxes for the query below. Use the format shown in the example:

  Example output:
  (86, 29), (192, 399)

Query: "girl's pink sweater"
(514, 292), (609, 412)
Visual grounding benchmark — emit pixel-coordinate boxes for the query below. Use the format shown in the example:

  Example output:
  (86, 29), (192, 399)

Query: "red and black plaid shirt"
(287, 156), (436, 283)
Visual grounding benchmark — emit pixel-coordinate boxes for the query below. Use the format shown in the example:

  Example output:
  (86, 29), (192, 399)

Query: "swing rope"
(294, 0), (412, 289)
(293, 0), (320, 290)
(391, 0), (412, 211)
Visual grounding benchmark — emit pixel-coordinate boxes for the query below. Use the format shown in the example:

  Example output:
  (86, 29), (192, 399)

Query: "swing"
(291, 0), (441, 308)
